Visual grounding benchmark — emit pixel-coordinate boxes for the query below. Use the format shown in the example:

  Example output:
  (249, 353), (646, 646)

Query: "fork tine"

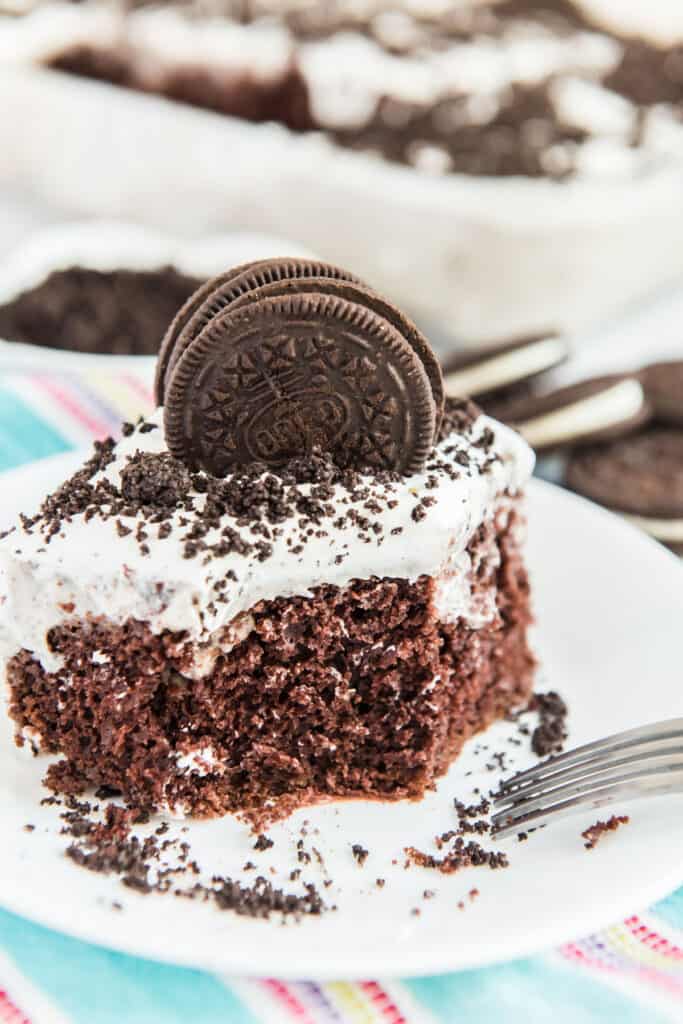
(497, 718), (683, 796)
(491, 764), (683, 839)
(495, 740), (683, 807)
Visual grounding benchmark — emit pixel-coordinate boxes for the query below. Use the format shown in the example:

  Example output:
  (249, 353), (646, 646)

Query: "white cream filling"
(443, 336), (569, 398)
(622, 514), (683, 543)
(517, 378), (645, 448)
(173, 744), (224, 777)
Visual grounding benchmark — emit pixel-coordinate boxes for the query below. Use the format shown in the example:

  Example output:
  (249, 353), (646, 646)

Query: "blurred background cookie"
(640, 361), (683, 426)
(565, 429), (683, 554)
(486, 374), (651, 451)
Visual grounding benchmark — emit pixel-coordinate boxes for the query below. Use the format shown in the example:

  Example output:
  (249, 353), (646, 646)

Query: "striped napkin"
(0, 367), (682, 1024)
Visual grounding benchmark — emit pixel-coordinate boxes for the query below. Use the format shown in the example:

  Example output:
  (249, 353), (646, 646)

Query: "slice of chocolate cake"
(0, 261), (535, 825)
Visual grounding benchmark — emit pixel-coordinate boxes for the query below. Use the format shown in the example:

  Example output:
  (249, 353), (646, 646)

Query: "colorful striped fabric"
(0, 368), (682, 1024)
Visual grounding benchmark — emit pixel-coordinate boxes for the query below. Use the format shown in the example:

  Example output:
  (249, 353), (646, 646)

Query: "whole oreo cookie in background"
(639, 361), (683, 426)
(441, 331), (569, 400)
(487, 374), (651, 451)
(565, 429), (683, 554)
(162, 263), (444, 477)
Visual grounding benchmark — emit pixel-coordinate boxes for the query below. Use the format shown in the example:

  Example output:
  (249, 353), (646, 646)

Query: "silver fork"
(491, 718), (683, 839)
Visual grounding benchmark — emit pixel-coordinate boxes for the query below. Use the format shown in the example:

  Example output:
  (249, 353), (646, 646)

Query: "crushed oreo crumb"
(351, 844), (369, 866)
(528, 691), (568, 756)
(582, 815), (630, 850)
(405, 840), (508, 874)
(55, 799), (327, 921)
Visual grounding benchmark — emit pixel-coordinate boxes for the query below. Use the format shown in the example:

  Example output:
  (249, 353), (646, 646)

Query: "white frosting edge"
(0, 409), (534, 674)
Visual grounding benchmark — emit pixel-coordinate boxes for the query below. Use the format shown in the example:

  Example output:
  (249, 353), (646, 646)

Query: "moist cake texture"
(0, 401), (535, 823)
(8, 0), (683, 180)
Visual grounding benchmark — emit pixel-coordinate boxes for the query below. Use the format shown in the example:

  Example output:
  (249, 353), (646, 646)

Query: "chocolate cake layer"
(1, 387), (534, 823)
(7, 501), (533, 824)
(0, 266), (202, 355)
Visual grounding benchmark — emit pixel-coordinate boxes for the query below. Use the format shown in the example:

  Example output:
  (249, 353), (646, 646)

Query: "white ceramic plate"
(0, 452), (682, 979)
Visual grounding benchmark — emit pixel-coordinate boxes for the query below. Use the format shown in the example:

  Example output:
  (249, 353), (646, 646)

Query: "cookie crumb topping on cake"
(0, 260), (535, 825)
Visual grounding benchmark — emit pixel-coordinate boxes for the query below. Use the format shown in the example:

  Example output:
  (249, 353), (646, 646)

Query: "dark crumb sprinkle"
(405, 840), (508, 875)
(296, 839), (311, 864)
(376, 878), (385, 888)
(528, 691), (568, 757)
(517, 832), (528, 842)
(454, 797), (491, 819)
(243, 861), (256, 871)
(437, 397), (481, 444)
(469, 888), (480, 901)
(351, 844), (369, 866)
(95, 784), (122, 799)
(423, 889), (435, 899)
(411, 908), (421, 917)
(23, 824), (35, 832)
(253, 834), (274, 852)
(55, 800), (326, 920)
(213, 876), (324, 919)
(112, 901), (123, 911)
(13, 392), (495, 577)
(582, 815), (630, 850)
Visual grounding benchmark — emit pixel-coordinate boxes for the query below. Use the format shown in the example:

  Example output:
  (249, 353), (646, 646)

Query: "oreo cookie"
(158, 258), (443, 434)
(442, 332), (569, 399)
(640, 361), (683, 426)
(488, 375), (651, 451)
(163, 279), (442, 477)
(565, 429), (683, 552)
(155, 258), (361, 404)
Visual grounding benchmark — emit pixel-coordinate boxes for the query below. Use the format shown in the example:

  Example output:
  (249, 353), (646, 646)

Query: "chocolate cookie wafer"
(488, 375), (651, 451)
(640, 361), (683, 426)
(442, 332), (569, 399)
(164, 291), (439, 477)
(224, 274), (444, 432)
(155, 258), (361, 403)
(566, 429), (683, 553)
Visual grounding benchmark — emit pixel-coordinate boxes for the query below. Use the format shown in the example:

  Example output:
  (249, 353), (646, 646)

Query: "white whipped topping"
(0, 409), (534, 674)
(299, 25), (619, 129)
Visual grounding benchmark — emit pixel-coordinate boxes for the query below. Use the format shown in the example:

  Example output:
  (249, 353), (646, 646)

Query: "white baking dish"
(1, 2), (683, 345)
